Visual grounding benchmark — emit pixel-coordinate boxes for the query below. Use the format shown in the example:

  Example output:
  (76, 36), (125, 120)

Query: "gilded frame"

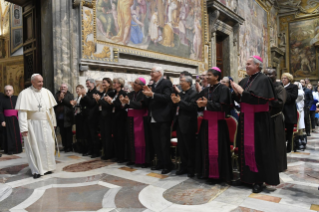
(86, 0), (209, 66)
(10, 4), (23, 54)
(279, 13), (319, 80)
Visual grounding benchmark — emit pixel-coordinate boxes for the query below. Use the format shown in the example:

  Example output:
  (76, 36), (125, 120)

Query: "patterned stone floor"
(1, 131), (319, 212)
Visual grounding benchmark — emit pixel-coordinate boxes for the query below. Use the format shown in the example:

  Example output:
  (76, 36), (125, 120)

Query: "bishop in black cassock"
(196, 67), (233, 182)
(0, 86), (22, 154)
(121, 77), (152, 167)
(231, 56), (279, 193)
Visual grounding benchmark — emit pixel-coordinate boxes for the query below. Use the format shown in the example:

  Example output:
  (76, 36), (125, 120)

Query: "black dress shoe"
(7, 152), (13, 155)
(151, 165), (163, 170)
(126, 162), (135, 166)
(161, 169), (172, 174)
(252, 183), (263, 193)
(64, 148), (72, 153)
(82, 152), (91, 156)
(44, 171), (52, 175)
(33, 174), (41, 179)
(175, 170), (187, 175)
(141, 163), (150, 168)
(307, 133), (311, 136)
(197, 174), (205, 179)
(187, 173), (195, 178)
(117, 159), (125, 163)
(91, 154), (100, 158)
(101, 156), (110, 160)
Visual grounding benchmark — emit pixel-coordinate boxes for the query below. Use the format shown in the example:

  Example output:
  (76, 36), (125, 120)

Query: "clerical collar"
(284, 83), (290, 88)
(181, 88), (190, 94)
(31, 86), (41, 92)
(249, 71), (260, 79)
(210, 83), (220, 88)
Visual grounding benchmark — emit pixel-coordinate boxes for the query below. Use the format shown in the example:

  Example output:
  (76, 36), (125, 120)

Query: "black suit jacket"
(81, 87), (100, 123)
(173, 88), (198, 134)
(113, 90), (127, 121)
(97, 89), (116, 117)
(145, 78), (173, 123)
(283, 84), (298, 124)
(54, 91), (74, 127)
(303, 87), (313, 108)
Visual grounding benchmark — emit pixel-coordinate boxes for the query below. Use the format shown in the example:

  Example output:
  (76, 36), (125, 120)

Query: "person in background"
(294, 82), (305, 133)
(309, 83), (317, 133)
(0, 85), (22, 155)
(220, 76), (239, 120)
(171, 75), (197, 177)
(301, 79), (313, 136)
(264, 68), (287, 172)
(305, 78), (311, 89)
(92, 78), (115, 160)
(121, 77), (151, 167)
(81, 79), (100, 158)
(282, 73), (298, 152)
(105, 78), (127, 163)
(70, 85), (87, 154)
(196, 71), (209, 93)
(143, 66), (173, 174)
(196, 67), (232, 183)
(175, 71), (196, 93)
(55, 83), (74, 152)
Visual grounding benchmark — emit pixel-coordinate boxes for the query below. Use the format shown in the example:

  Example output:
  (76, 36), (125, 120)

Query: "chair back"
(225, 116), (238, 146)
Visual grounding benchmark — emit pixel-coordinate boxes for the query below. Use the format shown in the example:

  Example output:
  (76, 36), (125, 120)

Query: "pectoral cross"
(38, 104), (42, 111)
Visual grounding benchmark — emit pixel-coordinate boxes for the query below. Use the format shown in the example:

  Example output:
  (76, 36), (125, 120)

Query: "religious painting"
(94, 0), (204, 61)
(10, 5), (23, 54)
(217, 0), (238, 12)
(5, 64), (24, 95)
(269, 7), (278, 48)
(0, 39), (6, 59)
(237, 0), (269, 79)
(289, 19), (319, 79)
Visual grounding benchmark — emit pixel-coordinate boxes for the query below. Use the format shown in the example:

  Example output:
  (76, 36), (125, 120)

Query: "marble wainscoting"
(1, 131), (319, 211)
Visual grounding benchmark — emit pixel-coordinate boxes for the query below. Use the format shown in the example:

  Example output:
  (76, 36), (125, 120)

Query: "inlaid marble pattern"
(1, 130), (319, 211)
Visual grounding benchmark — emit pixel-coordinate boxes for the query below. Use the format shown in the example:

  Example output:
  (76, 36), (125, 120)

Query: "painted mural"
(94, 0), (203, 61)
(217, 0), (238, 12)
(269, 7), (278, 47)
(289, 19), (319, 79)
(237, 0), (269, 79)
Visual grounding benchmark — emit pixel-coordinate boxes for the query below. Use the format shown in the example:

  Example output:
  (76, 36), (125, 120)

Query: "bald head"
(31, 74), (44, 90)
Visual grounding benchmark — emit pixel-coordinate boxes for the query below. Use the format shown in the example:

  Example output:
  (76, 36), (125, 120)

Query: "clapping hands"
(197, 97), (208, 108)
(119, 95), (130, 105)
(171, 93), (181, 104)
(104, 96), (113, 104)
(142, 86), (153, 97)
(230, 81), (244, 95)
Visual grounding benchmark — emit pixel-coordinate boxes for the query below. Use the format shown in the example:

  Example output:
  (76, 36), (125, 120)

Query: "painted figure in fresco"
(157, 0), (166, 28)
(149, 10), (161, 44)
(300, 50), (312, 73)
(96, 0), (116, 39)
(136, 0), (147, 29)
(112, 0), (134, 44)
(193, 14), (202, 60)
(130, 7), (144, 44)
(184, 7), (194, 47)
(160, 22), (174, 47)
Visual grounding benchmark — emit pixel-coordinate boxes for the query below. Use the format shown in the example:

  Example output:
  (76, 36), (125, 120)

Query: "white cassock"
(15, 86), (58, 175)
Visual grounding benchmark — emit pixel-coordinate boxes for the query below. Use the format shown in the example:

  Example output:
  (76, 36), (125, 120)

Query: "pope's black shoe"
(33, 174), (41, 179)
(44, 171), (52, 175)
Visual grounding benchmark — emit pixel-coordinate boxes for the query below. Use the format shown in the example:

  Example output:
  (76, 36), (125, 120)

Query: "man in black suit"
(0, 92), (4, 157)
(54, 84), (74, 152)
(171, 75), (197, 177)
(143, 66), (173, 174)
(300, 79), (313, 136)
(282, 73), (298, 152)
(81, 79), (101, 158)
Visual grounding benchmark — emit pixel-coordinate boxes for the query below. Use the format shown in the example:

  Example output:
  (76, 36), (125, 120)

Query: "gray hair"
(250, 57), (263, 71)
(222, 76), (230, 83)
(113, 77), (125, 88)
(153, 66), (164, 76)
(31, 73), (41, 82)
(182, 75), (193, 86)
(4, 85), (13, 91)
(86, 78), (96, 86)
(61, 83), (68, 89)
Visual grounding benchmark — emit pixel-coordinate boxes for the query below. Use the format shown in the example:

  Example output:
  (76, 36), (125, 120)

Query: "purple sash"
(4, 109), (18, 117)
(203, 110), (225, 179)
(241, 103), (269, 173)
(127, 109), (148, 164)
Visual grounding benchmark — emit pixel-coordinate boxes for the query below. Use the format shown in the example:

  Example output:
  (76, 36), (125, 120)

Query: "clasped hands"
(171, 93), (181, 104)
(142, 86), (153, 97)
(230, 80), (244, 95)
(119, 95), (129, 105)
(197, 97), (208, 108)
(93, 94), (101, 102)
(104, 96), (113, 104)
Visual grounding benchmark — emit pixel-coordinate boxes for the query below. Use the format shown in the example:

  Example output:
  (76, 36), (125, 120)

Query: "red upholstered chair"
(225, 116), (239, 171)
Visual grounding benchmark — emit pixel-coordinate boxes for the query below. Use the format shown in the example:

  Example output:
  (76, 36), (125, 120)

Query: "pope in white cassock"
(15, 74), (58, 179)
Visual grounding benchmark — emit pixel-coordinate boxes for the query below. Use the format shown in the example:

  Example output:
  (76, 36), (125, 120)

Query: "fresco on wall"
(217, 0), (238, 12)
(237, 0), (269, 79)
(94, 0), (203, 61)
(289, 19), (319, 79)
(269, 7), (278, 47)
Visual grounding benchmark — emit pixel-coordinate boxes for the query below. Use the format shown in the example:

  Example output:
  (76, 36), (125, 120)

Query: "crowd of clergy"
(0, 55), (318, 194)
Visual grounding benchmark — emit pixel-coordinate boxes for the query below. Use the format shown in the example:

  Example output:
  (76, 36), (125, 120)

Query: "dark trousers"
(177, 125), (195, 174)
(150, 122), (171, 169)
(101, 116), (114, 159)
(310, 111), (316, 130)
(86, 121), (99, 155)
(113, 118), (126, 161)
(304, 107), (311, 134)
(57, 120), (73, 150)
(285, 123), (294, 152)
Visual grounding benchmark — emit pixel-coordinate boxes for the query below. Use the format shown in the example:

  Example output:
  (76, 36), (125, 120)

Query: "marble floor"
(1, 132), (319, 212)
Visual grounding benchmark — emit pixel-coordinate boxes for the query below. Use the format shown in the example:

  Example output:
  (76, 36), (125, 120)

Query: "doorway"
(216, 32), (230, 78)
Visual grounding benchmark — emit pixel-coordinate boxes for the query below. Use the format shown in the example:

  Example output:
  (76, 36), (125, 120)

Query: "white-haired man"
(143, 66), (173, 174)
(0, 85), (22, 155)
(231, 56), (279, 193)
(54, 83), (74, 152)
(15, 74), (58, 179)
